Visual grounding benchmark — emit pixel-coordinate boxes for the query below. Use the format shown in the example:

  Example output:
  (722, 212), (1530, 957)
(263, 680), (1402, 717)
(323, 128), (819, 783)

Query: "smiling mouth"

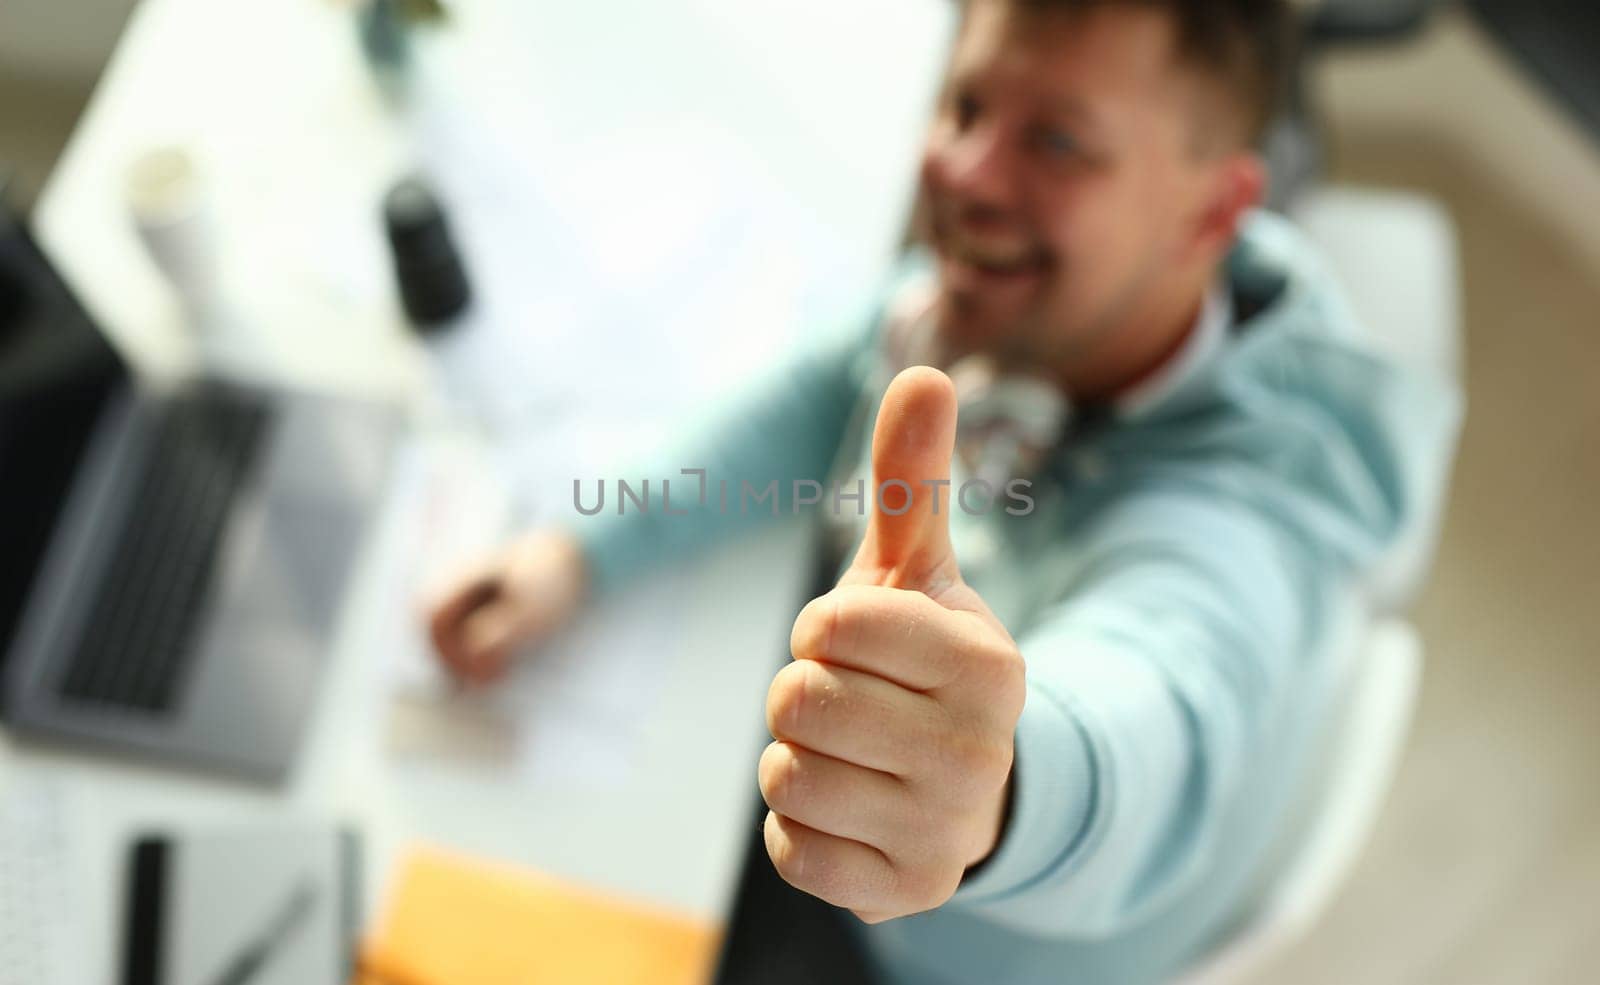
(952, 245), (1045, 276)
(932, 213), (1049, 276)
(940, 234), (1050, 287)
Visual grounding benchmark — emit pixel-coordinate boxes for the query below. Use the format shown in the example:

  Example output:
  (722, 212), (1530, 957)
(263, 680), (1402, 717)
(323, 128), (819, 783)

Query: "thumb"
(845, 366), (961, 592)
(458, 602), (525, 677)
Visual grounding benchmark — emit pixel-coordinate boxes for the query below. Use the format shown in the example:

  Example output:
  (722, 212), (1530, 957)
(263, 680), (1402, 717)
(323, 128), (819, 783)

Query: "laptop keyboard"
(58, 388), (271, 714)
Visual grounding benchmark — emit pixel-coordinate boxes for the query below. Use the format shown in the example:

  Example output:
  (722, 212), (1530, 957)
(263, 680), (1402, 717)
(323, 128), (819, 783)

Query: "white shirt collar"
(1114, 279), (1233, 419)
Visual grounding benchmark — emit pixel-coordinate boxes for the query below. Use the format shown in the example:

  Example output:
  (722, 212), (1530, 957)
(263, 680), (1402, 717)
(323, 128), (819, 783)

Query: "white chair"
(1296, 188), (1465, 615)
(1173, 185), (1463, 985)
(1173, 618), (1424, 985)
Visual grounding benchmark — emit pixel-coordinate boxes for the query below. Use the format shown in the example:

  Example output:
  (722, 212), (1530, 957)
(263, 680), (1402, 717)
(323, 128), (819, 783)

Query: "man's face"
(919, 0), (1237, 363)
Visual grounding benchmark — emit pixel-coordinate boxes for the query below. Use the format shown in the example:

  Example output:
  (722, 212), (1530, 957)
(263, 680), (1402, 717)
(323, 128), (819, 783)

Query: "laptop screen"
(0, 209), (128, 662)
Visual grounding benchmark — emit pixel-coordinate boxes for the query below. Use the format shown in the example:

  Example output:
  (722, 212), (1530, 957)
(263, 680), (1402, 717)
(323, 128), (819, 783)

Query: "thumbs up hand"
(761, 367), (1027, 924)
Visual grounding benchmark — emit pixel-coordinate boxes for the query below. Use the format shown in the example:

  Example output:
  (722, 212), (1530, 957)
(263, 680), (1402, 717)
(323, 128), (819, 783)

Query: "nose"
(925, 120), (1016, 211)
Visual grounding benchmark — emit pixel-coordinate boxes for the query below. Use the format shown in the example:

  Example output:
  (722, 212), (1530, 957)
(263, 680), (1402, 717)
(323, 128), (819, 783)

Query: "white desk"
(8, 0), (954, 979)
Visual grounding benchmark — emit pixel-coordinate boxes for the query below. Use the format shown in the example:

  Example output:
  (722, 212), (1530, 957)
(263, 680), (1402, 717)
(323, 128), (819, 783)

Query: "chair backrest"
(1291, 187), (1463, 612)
(1171, 619), (1424, 985)
(1301, 0), (1440, 47)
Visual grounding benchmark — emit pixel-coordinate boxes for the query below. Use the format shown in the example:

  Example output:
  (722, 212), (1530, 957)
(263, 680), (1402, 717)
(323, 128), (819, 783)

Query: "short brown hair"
(992, 0), (1296, 149)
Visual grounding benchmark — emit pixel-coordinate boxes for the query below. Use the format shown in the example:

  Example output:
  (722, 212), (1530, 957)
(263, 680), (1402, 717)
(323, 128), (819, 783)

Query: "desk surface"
(9, 0), (953, 979)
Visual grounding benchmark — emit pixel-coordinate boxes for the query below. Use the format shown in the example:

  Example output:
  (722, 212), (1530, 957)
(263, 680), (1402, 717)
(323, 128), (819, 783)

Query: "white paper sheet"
(371, 429), (684, 791)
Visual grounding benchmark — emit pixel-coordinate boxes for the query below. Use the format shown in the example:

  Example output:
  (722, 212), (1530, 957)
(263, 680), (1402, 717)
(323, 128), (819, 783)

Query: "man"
(428, 1), (1460, 982)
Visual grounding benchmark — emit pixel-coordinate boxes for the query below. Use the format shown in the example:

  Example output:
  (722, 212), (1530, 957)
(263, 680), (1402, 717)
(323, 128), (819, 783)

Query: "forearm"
(568, 321), (878, 595)
(947, 488), (1345, 938)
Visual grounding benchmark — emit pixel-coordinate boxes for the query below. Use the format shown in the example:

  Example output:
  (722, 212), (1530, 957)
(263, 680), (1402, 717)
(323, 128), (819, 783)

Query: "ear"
(1185, 151), (1266, 263)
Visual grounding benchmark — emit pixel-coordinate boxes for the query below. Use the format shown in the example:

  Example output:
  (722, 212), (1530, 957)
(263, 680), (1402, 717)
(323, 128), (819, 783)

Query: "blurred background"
(3, 1), (1598, 983)
(1244, 10), (1600, 984)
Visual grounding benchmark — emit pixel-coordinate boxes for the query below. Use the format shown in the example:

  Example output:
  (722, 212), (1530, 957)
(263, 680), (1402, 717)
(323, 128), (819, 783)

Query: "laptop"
(0, 200), (395, 782)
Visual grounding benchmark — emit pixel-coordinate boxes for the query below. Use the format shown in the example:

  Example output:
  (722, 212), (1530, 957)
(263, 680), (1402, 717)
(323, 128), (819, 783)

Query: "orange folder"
(354, 846), (723, 985)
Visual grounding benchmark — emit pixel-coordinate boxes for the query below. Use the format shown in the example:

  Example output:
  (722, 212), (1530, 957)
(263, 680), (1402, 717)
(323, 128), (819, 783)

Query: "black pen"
(207, 878), (320, 985)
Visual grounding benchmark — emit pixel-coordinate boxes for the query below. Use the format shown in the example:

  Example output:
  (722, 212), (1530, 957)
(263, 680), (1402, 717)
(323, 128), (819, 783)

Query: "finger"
(426, 572), (498, 661)
(453, 603), (524, 683)
(766, 660), (945, 777)
(845, 366), (961, 593)
(425, 566), (499, 643)
(764, 810), (899, 914)
(790, 584), (1002, 694)
(758, 742), (911, 853)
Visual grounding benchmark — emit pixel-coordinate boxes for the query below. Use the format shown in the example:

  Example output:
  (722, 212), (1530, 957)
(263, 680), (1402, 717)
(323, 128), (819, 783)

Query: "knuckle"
(972, 637), (1024, 686)
(757, 743), (805, 813)
(789, 596), (830, 661)
(763, 815), (807, 886)
(976, 732), (1013, 776)
(793, 588), (865, 662)
(960, 640), (1026, 723)
(999, 642), (1027, 689)
(766, 661), (820, 738)
(766, 816), (881, 911)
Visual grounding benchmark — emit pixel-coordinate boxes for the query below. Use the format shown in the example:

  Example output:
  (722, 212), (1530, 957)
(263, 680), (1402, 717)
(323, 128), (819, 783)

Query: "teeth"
(950, 236), (1036, 272)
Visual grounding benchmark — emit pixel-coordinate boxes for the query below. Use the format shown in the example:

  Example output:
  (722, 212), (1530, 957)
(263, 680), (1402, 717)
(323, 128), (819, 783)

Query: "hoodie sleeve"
(564, 310), (879, 595)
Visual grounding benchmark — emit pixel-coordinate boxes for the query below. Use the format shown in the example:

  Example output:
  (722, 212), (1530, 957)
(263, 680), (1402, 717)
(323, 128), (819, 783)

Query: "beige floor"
(5, 12), (1600, 985)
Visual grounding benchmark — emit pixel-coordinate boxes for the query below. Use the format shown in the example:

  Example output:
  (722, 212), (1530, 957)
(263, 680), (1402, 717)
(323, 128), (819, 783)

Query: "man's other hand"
(424, 529), (586, 685)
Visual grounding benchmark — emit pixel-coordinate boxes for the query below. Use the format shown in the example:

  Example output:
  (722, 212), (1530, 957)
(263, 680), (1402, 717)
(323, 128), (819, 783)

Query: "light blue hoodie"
(569, 211), (1463, 985)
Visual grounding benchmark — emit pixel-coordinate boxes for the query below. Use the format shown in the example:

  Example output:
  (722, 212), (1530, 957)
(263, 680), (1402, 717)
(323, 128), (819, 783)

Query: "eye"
(1030, 125), (1081, 159)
